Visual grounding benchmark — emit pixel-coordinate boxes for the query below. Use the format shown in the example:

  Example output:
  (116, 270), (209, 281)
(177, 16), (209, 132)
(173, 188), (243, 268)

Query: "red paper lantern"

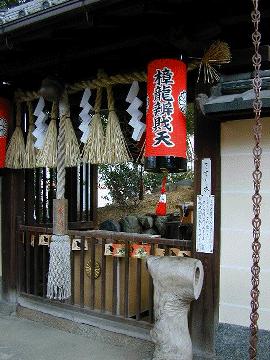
(145, 59), (187, 173)
(0, 98), (11, 168)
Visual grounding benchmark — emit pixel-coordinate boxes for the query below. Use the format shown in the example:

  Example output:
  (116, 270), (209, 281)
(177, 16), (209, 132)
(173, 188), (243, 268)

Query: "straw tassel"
(36, 102), (58, 168)
(61, 92), (81, 167)
(189, 41), (231, 84)
(24, 101), (37, 168)
(5, 102), (25, 169)
(82, 87), (104, 164)
(64, 116), (81, 167)
(103, 86), (131, 164)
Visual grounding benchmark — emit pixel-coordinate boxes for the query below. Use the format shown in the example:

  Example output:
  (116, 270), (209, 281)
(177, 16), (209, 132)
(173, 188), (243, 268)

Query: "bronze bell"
(39, 76), (64, 101)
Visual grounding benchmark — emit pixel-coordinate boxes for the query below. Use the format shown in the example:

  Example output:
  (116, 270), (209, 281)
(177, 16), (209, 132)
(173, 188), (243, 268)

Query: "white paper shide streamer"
(79, 88), (93, 143)
(126, 81), (146, 141)
(32, 97), (48, 149)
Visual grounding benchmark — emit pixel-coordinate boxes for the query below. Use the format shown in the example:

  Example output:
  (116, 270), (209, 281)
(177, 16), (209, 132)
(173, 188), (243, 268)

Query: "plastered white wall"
(220, 118), (270, 330)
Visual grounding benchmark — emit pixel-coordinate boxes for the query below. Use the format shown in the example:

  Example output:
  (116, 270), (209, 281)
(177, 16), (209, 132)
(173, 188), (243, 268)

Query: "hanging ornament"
(61, 92), (81, 167)
(33, 97), (49, 150)
(36, 101), (58, 168)
(24, 101), (37, 168)
(79, 88), (93, 144)
(144, 59), (187, 173)
(156, 175), (167, 216)
(103, 86), (131, 164)
(5, 102), (25, 169)
(126, 81), (146, 141)
(82, 87), (104, 164)
(0, 98), (11, 168)
(197, 41), (231, 84)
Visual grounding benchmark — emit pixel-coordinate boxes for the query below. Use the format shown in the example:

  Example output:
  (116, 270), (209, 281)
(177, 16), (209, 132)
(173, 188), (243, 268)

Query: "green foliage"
(99, 163), (142, 208)
(99, 163), (194, 207)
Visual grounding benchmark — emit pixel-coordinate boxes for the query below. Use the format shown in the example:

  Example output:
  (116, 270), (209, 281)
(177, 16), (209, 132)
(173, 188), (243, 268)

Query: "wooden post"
(53, 199), (68, 235)
(1, 169), (25, 302)
(190, 108), (221, 359)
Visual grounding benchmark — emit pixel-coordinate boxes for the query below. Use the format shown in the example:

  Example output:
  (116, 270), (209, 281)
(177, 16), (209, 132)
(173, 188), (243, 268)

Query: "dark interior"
(0, 0), (269, 94)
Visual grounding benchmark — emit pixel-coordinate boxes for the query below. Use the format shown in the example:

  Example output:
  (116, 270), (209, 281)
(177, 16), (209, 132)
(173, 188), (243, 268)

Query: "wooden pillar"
(1, 97), (25, 302)
(91, 164), (98, 227)
(1, 169), (25, 302)
(191, 109), (221, 359)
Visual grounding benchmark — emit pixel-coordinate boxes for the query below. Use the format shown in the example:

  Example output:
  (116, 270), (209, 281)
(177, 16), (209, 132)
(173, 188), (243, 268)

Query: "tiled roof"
(0, 0), (71, 25)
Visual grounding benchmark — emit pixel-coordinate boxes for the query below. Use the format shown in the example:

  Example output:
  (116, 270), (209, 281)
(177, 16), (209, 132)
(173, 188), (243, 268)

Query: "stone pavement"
(0, 313), (269, 360)
(0, 314), (152, 360)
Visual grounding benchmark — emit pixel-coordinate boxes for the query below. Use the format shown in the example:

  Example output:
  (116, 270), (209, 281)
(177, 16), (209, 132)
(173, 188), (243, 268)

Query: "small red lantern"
(0, 98), (11, 168)
(156, 175), (167, 216)
(145, 59), (187, 173)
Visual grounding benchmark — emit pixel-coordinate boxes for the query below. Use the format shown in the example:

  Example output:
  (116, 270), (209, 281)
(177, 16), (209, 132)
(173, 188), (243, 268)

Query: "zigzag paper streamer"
(126, 81), (146, 141)
(79, 88), (93, 144)
(32, 97), (48, 149)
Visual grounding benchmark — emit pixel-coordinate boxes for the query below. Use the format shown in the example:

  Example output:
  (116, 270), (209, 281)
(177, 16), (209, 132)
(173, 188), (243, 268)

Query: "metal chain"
(250, 0), (262, 359)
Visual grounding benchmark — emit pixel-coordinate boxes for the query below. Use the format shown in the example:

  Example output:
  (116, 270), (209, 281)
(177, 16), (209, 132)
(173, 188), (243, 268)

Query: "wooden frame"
(190, 103), (270, 357)
(190, 108), (221, 358)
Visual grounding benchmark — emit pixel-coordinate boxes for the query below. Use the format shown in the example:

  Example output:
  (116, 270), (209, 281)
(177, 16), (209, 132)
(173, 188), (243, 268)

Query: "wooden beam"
(190, 106), (221, 359)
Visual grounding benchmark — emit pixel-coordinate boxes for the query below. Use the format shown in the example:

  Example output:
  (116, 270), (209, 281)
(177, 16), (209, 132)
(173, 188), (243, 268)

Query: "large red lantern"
(0, 98), (11, 168)
(144, 59), (187, 173)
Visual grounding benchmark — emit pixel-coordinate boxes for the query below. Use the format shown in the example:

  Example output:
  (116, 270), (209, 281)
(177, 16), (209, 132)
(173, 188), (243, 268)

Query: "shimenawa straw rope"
(36, 101), (58, 168)
(5, 102), (25, 169)
(103, 86), (131, 164)
(24, 101), (37, 169)
(82, 87), (104, 164)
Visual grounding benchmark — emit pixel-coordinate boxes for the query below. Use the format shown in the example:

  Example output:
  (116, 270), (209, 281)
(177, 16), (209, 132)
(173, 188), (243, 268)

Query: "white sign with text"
(196, 158), (215, 253)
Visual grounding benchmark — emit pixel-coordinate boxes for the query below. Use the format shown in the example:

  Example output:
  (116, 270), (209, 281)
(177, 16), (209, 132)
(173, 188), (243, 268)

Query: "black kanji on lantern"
(152, 67), (175, 147)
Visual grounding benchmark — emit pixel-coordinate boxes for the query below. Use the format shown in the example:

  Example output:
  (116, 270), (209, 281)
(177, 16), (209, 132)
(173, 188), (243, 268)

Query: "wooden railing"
(17, 225), (192, 327)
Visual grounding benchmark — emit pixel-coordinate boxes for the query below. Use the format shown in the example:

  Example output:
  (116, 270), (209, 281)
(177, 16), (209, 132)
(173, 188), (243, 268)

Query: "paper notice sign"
(201, 158), (211, 195)
(196, 194), (215, 253)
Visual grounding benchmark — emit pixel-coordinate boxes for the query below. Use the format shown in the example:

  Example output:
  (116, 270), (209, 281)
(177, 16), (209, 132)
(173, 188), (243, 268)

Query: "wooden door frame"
(1, 169), (25, 302)
(191, 106), (270, 357)
(190, 109), (221, 358)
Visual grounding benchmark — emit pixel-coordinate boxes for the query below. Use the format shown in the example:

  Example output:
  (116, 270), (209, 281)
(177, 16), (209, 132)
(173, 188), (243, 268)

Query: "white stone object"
(147, 256), (204, 360)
